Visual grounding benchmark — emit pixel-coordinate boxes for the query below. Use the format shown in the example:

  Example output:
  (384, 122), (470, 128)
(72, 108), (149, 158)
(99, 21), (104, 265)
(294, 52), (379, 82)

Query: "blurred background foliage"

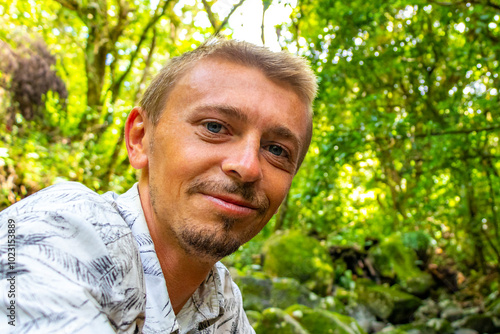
(0, 0), (499, 286)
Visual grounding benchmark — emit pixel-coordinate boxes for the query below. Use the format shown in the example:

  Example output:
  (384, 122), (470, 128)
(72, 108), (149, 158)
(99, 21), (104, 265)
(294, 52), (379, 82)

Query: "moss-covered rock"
(262, 230), (334, 295)
(346, 304), (379, 333)
(400, 272), (435, 296)
(320, 295), (346, 314)
(376, 327), (409, 334)
(413, 299), (439, 321)
(270, 277), (321, 310)
(286, 304), (367, 334)
(245, 310), (262, 327)
(334, 287), (358, 305)
(401, 231), (434, 266)
(453, 314), (500, 334)
(426, 318), (453, 334)
(368, 237), (434, 296)
(396, 323), (437, 334)
(356, 284), (422, 324)
(396, 318), (452, 334)
(252, 308), (309, 334)
(440, 300), (464, 322)
(234, 276), (273, 312)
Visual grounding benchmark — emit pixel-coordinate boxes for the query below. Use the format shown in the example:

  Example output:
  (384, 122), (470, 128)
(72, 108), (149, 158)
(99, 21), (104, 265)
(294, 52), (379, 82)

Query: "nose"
(221, 138), (263, 183)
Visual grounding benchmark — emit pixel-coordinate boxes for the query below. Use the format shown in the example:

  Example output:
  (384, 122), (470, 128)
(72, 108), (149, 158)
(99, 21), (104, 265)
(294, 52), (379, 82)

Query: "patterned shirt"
(0, 182), (254, 333)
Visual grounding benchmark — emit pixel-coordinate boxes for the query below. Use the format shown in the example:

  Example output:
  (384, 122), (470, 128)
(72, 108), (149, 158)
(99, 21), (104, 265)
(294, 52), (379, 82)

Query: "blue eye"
(206, 122), (223, 133)
(268, 145), (284, 156)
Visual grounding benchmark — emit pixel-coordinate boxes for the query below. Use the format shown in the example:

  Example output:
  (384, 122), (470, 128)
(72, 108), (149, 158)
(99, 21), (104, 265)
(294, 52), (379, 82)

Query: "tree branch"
(201, 0), (218, 30)
(52, 0), (79, 11)
(428, 0), (500, 10)
(413, 124), (500, 138)
(109, 0), (131, 45)
(133, 27), (158, 105)
(214, 0), (246, 36)
(360, 124), (500, 143)
(109, 0), (172, 100)
(52, 0), (87, 24)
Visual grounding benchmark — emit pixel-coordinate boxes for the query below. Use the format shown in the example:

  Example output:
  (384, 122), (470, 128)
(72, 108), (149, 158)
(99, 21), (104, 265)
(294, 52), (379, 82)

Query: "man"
(0, 39), (316, 333)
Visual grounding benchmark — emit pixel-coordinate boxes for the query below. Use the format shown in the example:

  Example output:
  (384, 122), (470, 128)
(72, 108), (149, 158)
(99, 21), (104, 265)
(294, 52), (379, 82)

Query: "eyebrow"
(194, 104), (248, 122)
(195, 103), (302, 154)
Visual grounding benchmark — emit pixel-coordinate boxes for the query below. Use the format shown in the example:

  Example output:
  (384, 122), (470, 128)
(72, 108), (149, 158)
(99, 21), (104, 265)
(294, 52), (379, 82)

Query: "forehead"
(160, 58), (312, 166)
(172, 58), (310, 125)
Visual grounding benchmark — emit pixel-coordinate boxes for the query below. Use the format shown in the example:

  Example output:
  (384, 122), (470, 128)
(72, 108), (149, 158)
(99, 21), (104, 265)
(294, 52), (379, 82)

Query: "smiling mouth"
(202, 193), (258, 217)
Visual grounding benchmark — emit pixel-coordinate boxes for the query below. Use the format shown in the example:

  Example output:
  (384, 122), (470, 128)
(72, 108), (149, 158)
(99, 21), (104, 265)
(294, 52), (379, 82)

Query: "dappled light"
(1, 0), (499, 332)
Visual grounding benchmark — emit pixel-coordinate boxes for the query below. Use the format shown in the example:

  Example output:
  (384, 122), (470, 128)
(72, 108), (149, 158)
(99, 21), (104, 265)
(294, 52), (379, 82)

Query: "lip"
(202, 193), (258, 217)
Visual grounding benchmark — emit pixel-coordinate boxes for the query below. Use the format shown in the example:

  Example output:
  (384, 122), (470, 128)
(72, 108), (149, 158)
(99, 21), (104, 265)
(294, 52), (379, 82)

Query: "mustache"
(187, 178), (270, 215)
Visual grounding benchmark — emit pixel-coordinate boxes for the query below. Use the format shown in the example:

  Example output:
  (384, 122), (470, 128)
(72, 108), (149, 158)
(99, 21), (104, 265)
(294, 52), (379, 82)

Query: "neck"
(137, 180), (216, 314)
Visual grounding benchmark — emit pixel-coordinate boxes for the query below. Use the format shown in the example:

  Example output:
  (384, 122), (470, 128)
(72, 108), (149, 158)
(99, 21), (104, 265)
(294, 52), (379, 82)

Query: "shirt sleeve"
(0, 184), (145, 334)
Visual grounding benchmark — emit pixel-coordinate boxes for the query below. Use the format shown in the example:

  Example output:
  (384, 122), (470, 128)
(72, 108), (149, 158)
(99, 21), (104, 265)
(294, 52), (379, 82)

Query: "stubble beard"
(149, 177), (269, 261)
(177, 216), (245, 260)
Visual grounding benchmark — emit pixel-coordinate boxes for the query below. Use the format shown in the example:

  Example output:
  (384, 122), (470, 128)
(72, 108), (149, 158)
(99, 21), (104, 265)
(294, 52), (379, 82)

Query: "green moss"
(252, 308), (309, 334)
(285, 305), (367, 334)
(245, 310), (262, 327)
(320, 295), (346, 314)
(263, 230), (334, 295)
(234, 276), (273, 312)
(402, 231), (433, 256)
(426, 318), (453, 334)
(368, 236), (434, 295)
(356, 284), (422, 324)
(270, 277), (321, 309)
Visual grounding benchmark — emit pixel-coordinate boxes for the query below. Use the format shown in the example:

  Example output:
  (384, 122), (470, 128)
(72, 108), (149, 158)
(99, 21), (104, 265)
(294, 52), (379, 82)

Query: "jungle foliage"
(1, 0), (499, 287)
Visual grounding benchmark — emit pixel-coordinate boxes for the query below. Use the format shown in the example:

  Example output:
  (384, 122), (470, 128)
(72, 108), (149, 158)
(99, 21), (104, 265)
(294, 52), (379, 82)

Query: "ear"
(125, 107), (150, 170)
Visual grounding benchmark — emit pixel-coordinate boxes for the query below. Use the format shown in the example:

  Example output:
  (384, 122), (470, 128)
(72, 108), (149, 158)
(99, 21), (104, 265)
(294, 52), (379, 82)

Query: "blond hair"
(140, 38), (317, 124)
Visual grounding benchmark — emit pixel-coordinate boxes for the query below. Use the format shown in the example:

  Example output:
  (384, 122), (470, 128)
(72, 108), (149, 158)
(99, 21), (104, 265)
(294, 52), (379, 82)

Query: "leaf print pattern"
(0, 182), (254, 333)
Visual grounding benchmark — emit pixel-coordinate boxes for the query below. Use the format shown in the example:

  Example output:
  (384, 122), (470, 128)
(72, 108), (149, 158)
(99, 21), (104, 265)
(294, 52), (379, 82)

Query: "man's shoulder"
(0, 181), (134, 246)
(0, 182), (146, 333)
(2, 181), (118, 218)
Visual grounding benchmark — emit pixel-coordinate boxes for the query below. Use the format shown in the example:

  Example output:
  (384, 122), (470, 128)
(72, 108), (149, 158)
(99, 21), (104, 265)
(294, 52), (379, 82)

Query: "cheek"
(263, 172), (293, 209)
(152, 134), (223, 185)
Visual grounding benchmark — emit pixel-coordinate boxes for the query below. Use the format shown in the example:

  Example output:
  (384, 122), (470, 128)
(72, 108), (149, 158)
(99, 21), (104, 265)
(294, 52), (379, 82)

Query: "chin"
(178, 226), (245, 261)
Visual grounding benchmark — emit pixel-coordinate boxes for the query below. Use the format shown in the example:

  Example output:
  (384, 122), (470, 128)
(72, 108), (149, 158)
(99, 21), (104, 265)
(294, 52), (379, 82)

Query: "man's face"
(145, 57), (310, 261)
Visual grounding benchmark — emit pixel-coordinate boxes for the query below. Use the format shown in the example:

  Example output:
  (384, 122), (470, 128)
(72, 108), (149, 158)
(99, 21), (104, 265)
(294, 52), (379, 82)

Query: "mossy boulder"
(252, 308), (309, 334)
(440, 300), (464, 322)
(453, 314), (500, 334)
(235, 275), (323, 311)
(270, 277), (321, 310)
(399, 272), (435, 296)
(320, 295), (346, 314)
(245, 310), (262, 327)
(234, 276), (273, 312)
(395, 318), (452, 334)
(286, 304), (367, 334)
(376, 328), (409, 334)
(395, 323), (437, 334)
(356, 284), (422, 324)
(426, 318), (453, 334)
(335, 287), (358, 305)
(413, 299), (439, 321)
(368, 236), (434, 296)
(262, 230), (334, 295)
(401, 231), (434, 266)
